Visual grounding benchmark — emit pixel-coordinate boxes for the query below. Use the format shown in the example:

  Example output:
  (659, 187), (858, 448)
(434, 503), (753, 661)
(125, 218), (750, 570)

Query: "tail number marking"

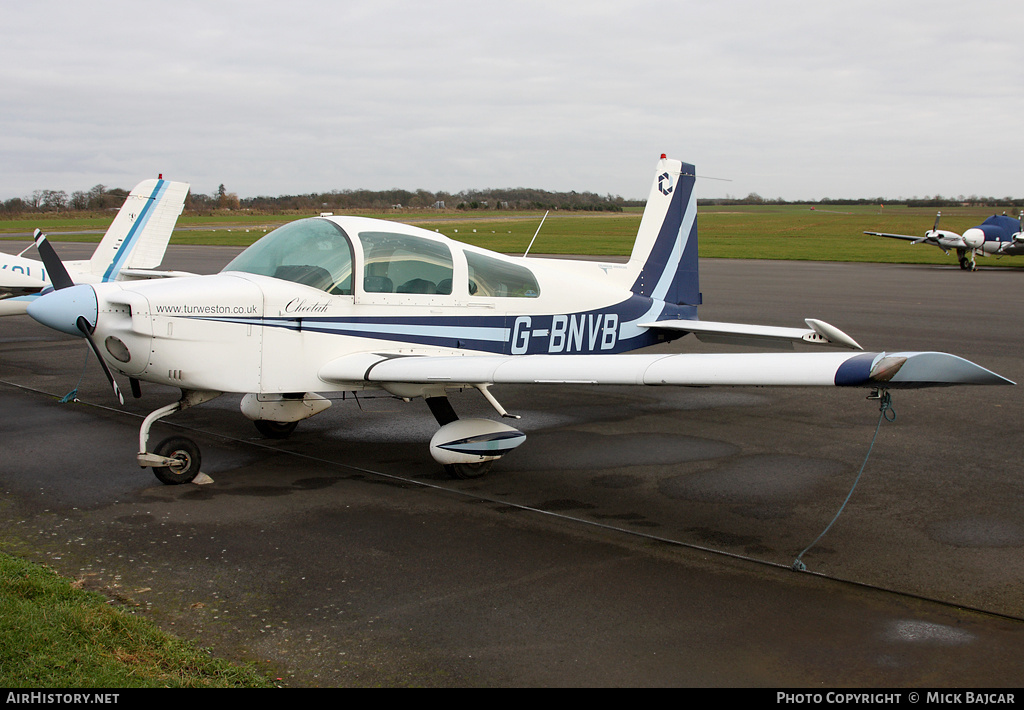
(511, 314), (619, 354)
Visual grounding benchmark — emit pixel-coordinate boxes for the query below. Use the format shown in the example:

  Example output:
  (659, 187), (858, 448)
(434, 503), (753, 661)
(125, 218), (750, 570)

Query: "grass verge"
(0, 553), (277, 688)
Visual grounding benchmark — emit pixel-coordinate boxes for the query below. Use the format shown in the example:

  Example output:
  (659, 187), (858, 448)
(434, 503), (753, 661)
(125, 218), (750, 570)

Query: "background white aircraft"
(0, 177), (190, 315)
(27, 156), (1012, 485)
(866, 211), (1024, 270)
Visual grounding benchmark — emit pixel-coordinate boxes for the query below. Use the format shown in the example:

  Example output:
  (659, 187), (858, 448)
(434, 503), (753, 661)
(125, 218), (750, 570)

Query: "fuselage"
(0, 253), (48, 314)
(0, 252), (115, 316)
(78, 216), (694, 395)
(963, 215), (1024, 256)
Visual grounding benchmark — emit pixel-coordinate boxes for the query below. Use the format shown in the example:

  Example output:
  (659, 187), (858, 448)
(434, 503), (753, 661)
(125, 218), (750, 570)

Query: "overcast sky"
(2, 1), (1021, 203)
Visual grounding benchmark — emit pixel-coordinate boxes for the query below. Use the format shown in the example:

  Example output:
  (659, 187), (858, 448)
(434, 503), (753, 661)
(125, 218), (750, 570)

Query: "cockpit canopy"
(225, 217), (539, 298)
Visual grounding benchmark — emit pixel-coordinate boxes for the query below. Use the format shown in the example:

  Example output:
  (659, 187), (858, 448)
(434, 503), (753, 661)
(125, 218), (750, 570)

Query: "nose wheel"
(152, 436), (202, 485)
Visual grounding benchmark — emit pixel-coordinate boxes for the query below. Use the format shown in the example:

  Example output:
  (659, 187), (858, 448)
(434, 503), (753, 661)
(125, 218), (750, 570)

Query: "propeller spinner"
(26, 230), (125, 404)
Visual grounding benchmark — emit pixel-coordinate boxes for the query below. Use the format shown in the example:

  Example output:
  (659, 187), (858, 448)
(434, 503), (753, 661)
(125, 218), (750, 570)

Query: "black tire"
(152, 436), (202, 485)
(444, 461), (493, 480)
(254, 419), (298, 439)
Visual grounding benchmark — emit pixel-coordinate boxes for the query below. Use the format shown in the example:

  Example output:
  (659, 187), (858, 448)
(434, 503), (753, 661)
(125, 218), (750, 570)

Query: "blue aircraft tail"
(625, 156), (700, 306)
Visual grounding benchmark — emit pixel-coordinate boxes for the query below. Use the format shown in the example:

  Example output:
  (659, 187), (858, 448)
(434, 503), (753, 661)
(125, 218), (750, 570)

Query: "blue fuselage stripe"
(182, 296), (697, 355)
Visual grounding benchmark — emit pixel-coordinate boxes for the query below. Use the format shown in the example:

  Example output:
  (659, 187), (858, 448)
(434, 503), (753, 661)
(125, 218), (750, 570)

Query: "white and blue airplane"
(866, 211), (1024, 271)
(0, 177), (190, 315)
(26, 156), (1012, 485)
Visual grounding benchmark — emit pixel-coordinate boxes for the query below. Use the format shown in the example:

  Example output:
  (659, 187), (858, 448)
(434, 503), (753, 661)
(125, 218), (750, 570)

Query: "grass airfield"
(4, 203), (1022, 267)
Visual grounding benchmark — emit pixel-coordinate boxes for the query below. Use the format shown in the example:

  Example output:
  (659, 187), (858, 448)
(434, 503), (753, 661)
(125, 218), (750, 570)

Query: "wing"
(865, 231), (934, 245)
(643, 318), (862, 350)
(0, 285), (42, 300)
(320, 351), (1013, 390)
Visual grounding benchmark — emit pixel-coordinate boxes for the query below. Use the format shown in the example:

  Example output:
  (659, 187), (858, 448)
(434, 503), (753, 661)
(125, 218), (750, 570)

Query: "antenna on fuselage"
(523, 210), (549, 257)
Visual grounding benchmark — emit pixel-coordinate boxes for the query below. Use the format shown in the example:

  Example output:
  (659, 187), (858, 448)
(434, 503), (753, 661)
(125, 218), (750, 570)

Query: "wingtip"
(876, 352), (1014, 387)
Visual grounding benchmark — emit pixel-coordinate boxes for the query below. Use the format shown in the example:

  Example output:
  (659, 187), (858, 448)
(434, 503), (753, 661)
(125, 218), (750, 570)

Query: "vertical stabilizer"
(88, 178), (190, 280)
(625, 156), (700, 306)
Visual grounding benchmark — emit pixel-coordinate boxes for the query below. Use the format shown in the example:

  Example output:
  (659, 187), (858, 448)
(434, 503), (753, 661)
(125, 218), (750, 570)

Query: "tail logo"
(658, 172), (674, 196)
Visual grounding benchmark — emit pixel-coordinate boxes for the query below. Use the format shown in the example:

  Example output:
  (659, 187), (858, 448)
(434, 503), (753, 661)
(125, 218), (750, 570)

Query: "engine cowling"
(933, 230), (965, 249)
(962, 228), (985, 250)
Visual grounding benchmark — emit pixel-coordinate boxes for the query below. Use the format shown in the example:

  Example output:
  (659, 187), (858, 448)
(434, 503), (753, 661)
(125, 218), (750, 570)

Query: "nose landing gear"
(137, 390), (221, 485)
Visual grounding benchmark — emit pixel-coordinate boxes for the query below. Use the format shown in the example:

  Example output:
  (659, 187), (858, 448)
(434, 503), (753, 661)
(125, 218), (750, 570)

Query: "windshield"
(224, 218), (354, 295)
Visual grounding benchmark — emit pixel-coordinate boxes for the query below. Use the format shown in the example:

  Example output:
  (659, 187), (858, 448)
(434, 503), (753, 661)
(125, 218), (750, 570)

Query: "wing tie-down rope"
(792, 389), (895, 572)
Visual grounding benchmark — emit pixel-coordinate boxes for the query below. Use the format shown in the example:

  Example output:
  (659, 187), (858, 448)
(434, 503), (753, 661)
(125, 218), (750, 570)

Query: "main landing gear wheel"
(253, 419), (298, 439)
(444, 461), (493, 480)
(152, 436), (202, 485)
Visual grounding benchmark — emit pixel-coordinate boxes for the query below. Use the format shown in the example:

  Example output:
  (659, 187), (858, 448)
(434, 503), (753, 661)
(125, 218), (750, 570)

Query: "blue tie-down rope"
(792, 389), (895, 572)
(58, 350), (91, 403)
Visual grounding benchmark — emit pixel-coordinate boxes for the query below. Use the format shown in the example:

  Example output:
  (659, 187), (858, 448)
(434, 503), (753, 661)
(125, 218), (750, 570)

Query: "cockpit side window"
(465, 251), (540, 298)
(358, 232), (454, 295)
(224, 218), (354, 295)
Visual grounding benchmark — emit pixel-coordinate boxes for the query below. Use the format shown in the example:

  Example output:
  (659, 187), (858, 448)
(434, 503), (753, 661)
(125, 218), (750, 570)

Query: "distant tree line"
(699, 192), (1024, 208)
(1, 184), (132, 215)
(5, 184), (1023, 217)
(237, 187), (634, 214)
(0, 183), (636, 216)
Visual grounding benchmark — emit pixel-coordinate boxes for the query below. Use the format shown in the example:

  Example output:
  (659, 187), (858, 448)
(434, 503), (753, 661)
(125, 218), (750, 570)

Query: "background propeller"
(31, 229), (125, 405)
(32, 229), (74, 290)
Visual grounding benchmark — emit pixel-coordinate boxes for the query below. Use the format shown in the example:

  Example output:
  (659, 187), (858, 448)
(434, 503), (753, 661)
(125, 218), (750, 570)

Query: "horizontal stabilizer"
(319, 351), (1012, 389)
(117, 268), (199, 280)
(643, 318), (862, 350)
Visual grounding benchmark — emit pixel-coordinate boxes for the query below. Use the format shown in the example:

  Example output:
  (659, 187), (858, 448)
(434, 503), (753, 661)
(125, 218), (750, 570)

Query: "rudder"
(626, 156), (700, 306)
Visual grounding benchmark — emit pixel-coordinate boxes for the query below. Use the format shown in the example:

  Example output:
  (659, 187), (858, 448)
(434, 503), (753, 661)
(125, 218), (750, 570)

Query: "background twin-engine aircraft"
(866, 211), (1024, 270)
(0, 177), (190, 315)
(26, 156), (1012, 485)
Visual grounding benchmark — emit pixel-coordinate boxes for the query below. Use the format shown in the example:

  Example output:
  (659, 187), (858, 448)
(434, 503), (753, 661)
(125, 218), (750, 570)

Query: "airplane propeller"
(29, 229), (125, 405)
(75, 314), (125, 405)
(32, 229), (75, 290)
